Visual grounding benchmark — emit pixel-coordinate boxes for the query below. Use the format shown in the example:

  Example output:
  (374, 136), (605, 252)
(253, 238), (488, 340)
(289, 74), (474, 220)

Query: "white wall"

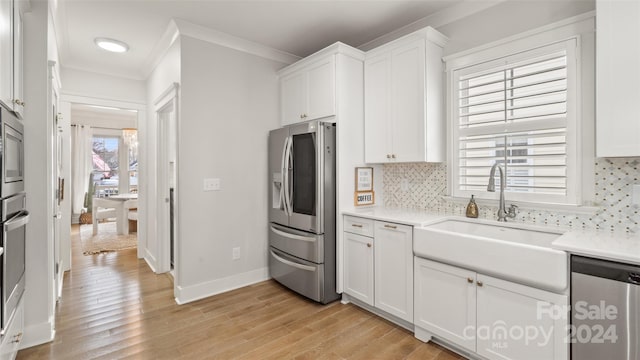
(175, 35), (286, 303)
(437, 0), (595, 56)
(144, 38), (181, 271)
(22, 0), (55, 348)
(61, 67), (146, 104)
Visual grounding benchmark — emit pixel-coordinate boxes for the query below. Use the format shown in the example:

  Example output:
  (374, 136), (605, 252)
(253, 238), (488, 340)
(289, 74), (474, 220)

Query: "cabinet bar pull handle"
(467, 278), (473, 283)
(384, 224), (397, 229)
(367, 243), (372, 248)
(476, 281), (483, 287)
(351, 224), (363, 228)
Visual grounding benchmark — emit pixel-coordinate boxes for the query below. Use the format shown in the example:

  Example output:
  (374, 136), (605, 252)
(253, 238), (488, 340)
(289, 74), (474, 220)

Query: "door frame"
(49, 62), (63, 303)
(59, 93), (147, 261)
(153, 83), (179, 280)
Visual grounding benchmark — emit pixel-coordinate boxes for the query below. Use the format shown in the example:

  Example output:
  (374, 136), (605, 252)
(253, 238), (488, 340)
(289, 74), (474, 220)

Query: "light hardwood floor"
(17, 225), (464, 360)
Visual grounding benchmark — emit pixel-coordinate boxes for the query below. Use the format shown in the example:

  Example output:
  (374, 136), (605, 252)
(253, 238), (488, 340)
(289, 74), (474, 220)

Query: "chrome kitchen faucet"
(487, 163), (518, 222)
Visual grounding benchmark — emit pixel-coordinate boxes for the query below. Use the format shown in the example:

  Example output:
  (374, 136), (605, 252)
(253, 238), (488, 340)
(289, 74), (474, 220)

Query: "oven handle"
(5, 212), (29, 232)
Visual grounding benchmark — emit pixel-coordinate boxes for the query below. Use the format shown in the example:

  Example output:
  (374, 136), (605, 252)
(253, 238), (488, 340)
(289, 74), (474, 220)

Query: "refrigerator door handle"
(283, 135), (293, 216)
(280, 136), (290, 214)
(270, 225), (317, 243)
(270, 250), (316, 272)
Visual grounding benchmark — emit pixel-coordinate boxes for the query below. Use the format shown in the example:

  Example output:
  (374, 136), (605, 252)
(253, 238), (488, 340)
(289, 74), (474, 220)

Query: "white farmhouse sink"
(414, 217), (568, 292)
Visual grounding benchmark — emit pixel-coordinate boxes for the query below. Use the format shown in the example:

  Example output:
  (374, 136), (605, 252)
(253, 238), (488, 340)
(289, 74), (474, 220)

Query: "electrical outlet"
(232, 247), (241, 260)
(204, 178), (221, 191)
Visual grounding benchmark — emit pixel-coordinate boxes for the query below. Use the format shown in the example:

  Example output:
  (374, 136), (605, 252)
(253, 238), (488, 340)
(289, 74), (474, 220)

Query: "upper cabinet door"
(281, 71), (306, 125)
(0, 0), (13, 110)
(392, 40), (426, 163)
(12, 1), (23, 118)
(596, 0), (640, 157)
(363, 27), (447, 164)
(364, 53), (392, 163)
(280, 54), (337, 126)
(306, 57), (335, 121)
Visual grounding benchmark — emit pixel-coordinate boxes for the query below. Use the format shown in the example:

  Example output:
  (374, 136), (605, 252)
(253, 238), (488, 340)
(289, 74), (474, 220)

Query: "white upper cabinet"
(280, 54), (335, 125)
(364, 27), (448, 163)
(0, 0), (25, 118)
(596, 0), (640, 157)
(12, 0), (23, 117)
(0, 0), (13, 110)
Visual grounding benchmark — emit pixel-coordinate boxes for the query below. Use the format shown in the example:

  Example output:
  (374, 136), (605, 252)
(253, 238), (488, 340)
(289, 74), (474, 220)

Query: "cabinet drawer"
(0, 298), (23, 360)
(344, 216), (374, 237)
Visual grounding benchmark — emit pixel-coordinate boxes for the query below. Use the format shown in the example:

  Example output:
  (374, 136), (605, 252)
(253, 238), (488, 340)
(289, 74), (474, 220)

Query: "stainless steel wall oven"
(1, 108), (24, 198)
(0, 107), (26, 336)
(1, 192), (27, 334)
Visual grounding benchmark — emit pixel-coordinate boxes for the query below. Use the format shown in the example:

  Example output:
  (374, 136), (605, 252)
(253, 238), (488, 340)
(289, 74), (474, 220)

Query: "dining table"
(96, 193), (138, 235)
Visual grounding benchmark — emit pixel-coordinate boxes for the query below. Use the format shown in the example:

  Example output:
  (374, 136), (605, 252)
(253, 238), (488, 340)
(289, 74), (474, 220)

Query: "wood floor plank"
(17, 225), (465, 359)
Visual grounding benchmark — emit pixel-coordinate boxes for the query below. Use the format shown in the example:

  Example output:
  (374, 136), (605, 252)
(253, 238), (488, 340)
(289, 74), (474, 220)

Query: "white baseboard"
(20, 321), (55, 350)
(144, 249), (158, 273)
(175, 267), (269, 305)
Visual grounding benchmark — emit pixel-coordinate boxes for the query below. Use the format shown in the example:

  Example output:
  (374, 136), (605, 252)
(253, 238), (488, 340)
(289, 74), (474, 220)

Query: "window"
(92, 136), (120, 197)
(451, 40), (579, 204)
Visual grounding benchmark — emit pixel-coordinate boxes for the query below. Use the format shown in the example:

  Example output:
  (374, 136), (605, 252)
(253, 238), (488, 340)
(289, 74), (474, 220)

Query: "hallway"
(17, 227), (461, 360)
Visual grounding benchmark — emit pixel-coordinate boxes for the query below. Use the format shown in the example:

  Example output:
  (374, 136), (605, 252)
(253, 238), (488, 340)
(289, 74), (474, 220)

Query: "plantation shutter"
(452, 40), (578, 204)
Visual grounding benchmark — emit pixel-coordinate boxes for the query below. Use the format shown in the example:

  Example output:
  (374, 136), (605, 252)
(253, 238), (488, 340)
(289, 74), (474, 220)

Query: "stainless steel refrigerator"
(268, 120), (339, 304)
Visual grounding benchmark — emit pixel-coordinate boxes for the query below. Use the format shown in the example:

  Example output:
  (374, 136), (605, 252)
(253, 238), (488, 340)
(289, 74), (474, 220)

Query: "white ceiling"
(54, 0), (467, 80)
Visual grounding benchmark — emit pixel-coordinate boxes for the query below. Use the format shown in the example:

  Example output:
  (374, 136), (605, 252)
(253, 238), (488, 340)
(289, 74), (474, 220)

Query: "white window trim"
(445, 13), (595, 209)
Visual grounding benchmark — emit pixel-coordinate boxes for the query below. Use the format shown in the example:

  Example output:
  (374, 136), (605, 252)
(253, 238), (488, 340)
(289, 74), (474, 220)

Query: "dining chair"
(92, 197), (118, 235)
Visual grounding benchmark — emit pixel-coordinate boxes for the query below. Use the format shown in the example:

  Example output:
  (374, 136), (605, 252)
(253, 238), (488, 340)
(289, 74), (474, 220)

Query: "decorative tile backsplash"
(383, 158), (640, 233)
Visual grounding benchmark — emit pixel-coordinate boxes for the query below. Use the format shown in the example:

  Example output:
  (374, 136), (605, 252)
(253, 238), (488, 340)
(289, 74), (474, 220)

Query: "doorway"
(59, 95), (147, 274)
(154, 83), (179, 276)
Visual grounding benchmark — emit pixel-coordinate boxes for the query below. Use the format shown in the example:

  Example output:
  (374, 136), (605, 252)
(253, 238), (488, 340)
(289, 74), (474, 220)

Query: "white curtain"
(71, 125), (93, 215)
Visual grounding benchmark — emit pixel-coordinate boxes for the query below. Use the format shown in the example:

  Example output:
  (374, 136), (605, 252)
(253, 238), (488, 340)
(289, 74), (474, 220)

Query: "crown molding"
(141, 18), (301, 80)
(173, 18), (300, 65)
(141, 19), (180, 80)
(358, 0), (508, 52)
(278, 42), (364, 76)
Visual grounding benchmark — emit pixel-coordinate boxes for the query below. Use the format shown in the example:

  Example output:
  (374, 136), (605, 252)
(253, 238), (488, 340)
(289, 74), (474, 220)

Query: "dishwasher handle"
(572, 255), (640, 285)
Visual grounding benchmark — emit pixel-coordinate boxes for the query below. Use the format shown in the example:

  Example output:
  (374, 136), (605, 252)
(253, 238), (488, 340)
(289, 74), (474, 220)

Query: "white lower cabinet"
(415, 257), (568, 360)
(414, 257), (476, 351)
(373, 221), (413, 322)
(343, 231), (374, 306)
(343, 216), (413, 323)
(0, 297), (24, 360)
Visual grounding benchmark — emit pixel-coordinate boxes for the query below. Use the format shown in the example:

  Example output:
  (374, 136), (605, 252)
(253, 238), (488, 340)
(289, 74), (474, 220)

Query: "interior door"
(52, 87), (63, 300)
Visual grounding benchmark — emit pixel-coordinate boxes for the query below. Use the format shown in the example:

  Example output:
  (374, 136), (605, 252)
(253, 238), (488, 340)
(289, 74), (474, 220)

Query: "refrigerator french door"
(268, 121), (338, 304)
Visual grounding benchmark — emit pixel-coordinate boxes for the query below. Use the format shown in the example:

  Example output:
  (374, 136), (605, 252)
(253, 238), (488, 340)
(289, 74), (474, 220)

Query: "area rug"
(80, 222), (137, 255)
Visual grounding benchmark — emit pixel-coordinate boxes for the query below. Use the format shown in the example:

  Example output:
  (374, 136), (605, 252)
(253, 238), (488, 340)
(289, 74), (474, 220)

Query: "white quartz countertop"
(342, 207), (446, 227)
(552, 230), (640, 265)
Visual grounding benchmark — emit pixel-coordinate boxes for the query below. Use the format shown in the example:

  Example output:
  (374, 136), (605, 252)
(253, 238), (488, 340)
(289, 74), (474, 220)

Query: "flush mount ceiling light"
(94, 37), (129, 53)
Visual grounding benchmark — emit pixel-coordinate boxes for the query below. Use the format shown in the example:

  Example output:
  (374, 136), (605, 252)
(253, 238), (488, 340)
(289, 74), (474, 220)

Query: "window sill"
(441, 196), (600, 215)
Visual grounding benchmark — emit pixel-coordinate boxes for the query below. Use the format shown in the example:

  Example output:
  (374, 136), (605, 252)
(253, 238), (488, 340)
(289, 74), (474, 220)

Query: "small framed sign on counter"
(355, 191), (375, 206)
(354, 167), (374, 206)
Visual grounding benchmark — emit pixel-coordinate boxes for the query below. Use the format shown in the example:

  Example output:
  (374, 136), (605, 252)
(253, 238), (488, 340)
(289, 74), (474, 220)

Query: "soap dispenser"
(466, 195), (479, 218)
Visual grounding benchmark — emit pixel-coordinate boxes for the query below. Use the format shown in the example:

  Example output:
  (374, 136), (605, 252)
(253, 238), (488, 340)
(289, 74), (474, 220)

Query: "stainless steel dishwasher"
(571, 255), (639, 360)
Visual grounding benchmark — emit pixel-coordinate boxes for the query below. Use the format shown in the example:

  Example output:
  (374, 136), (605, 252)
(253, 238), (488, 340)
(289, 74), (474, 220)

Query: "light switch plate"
(204, 178), (221, 191)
